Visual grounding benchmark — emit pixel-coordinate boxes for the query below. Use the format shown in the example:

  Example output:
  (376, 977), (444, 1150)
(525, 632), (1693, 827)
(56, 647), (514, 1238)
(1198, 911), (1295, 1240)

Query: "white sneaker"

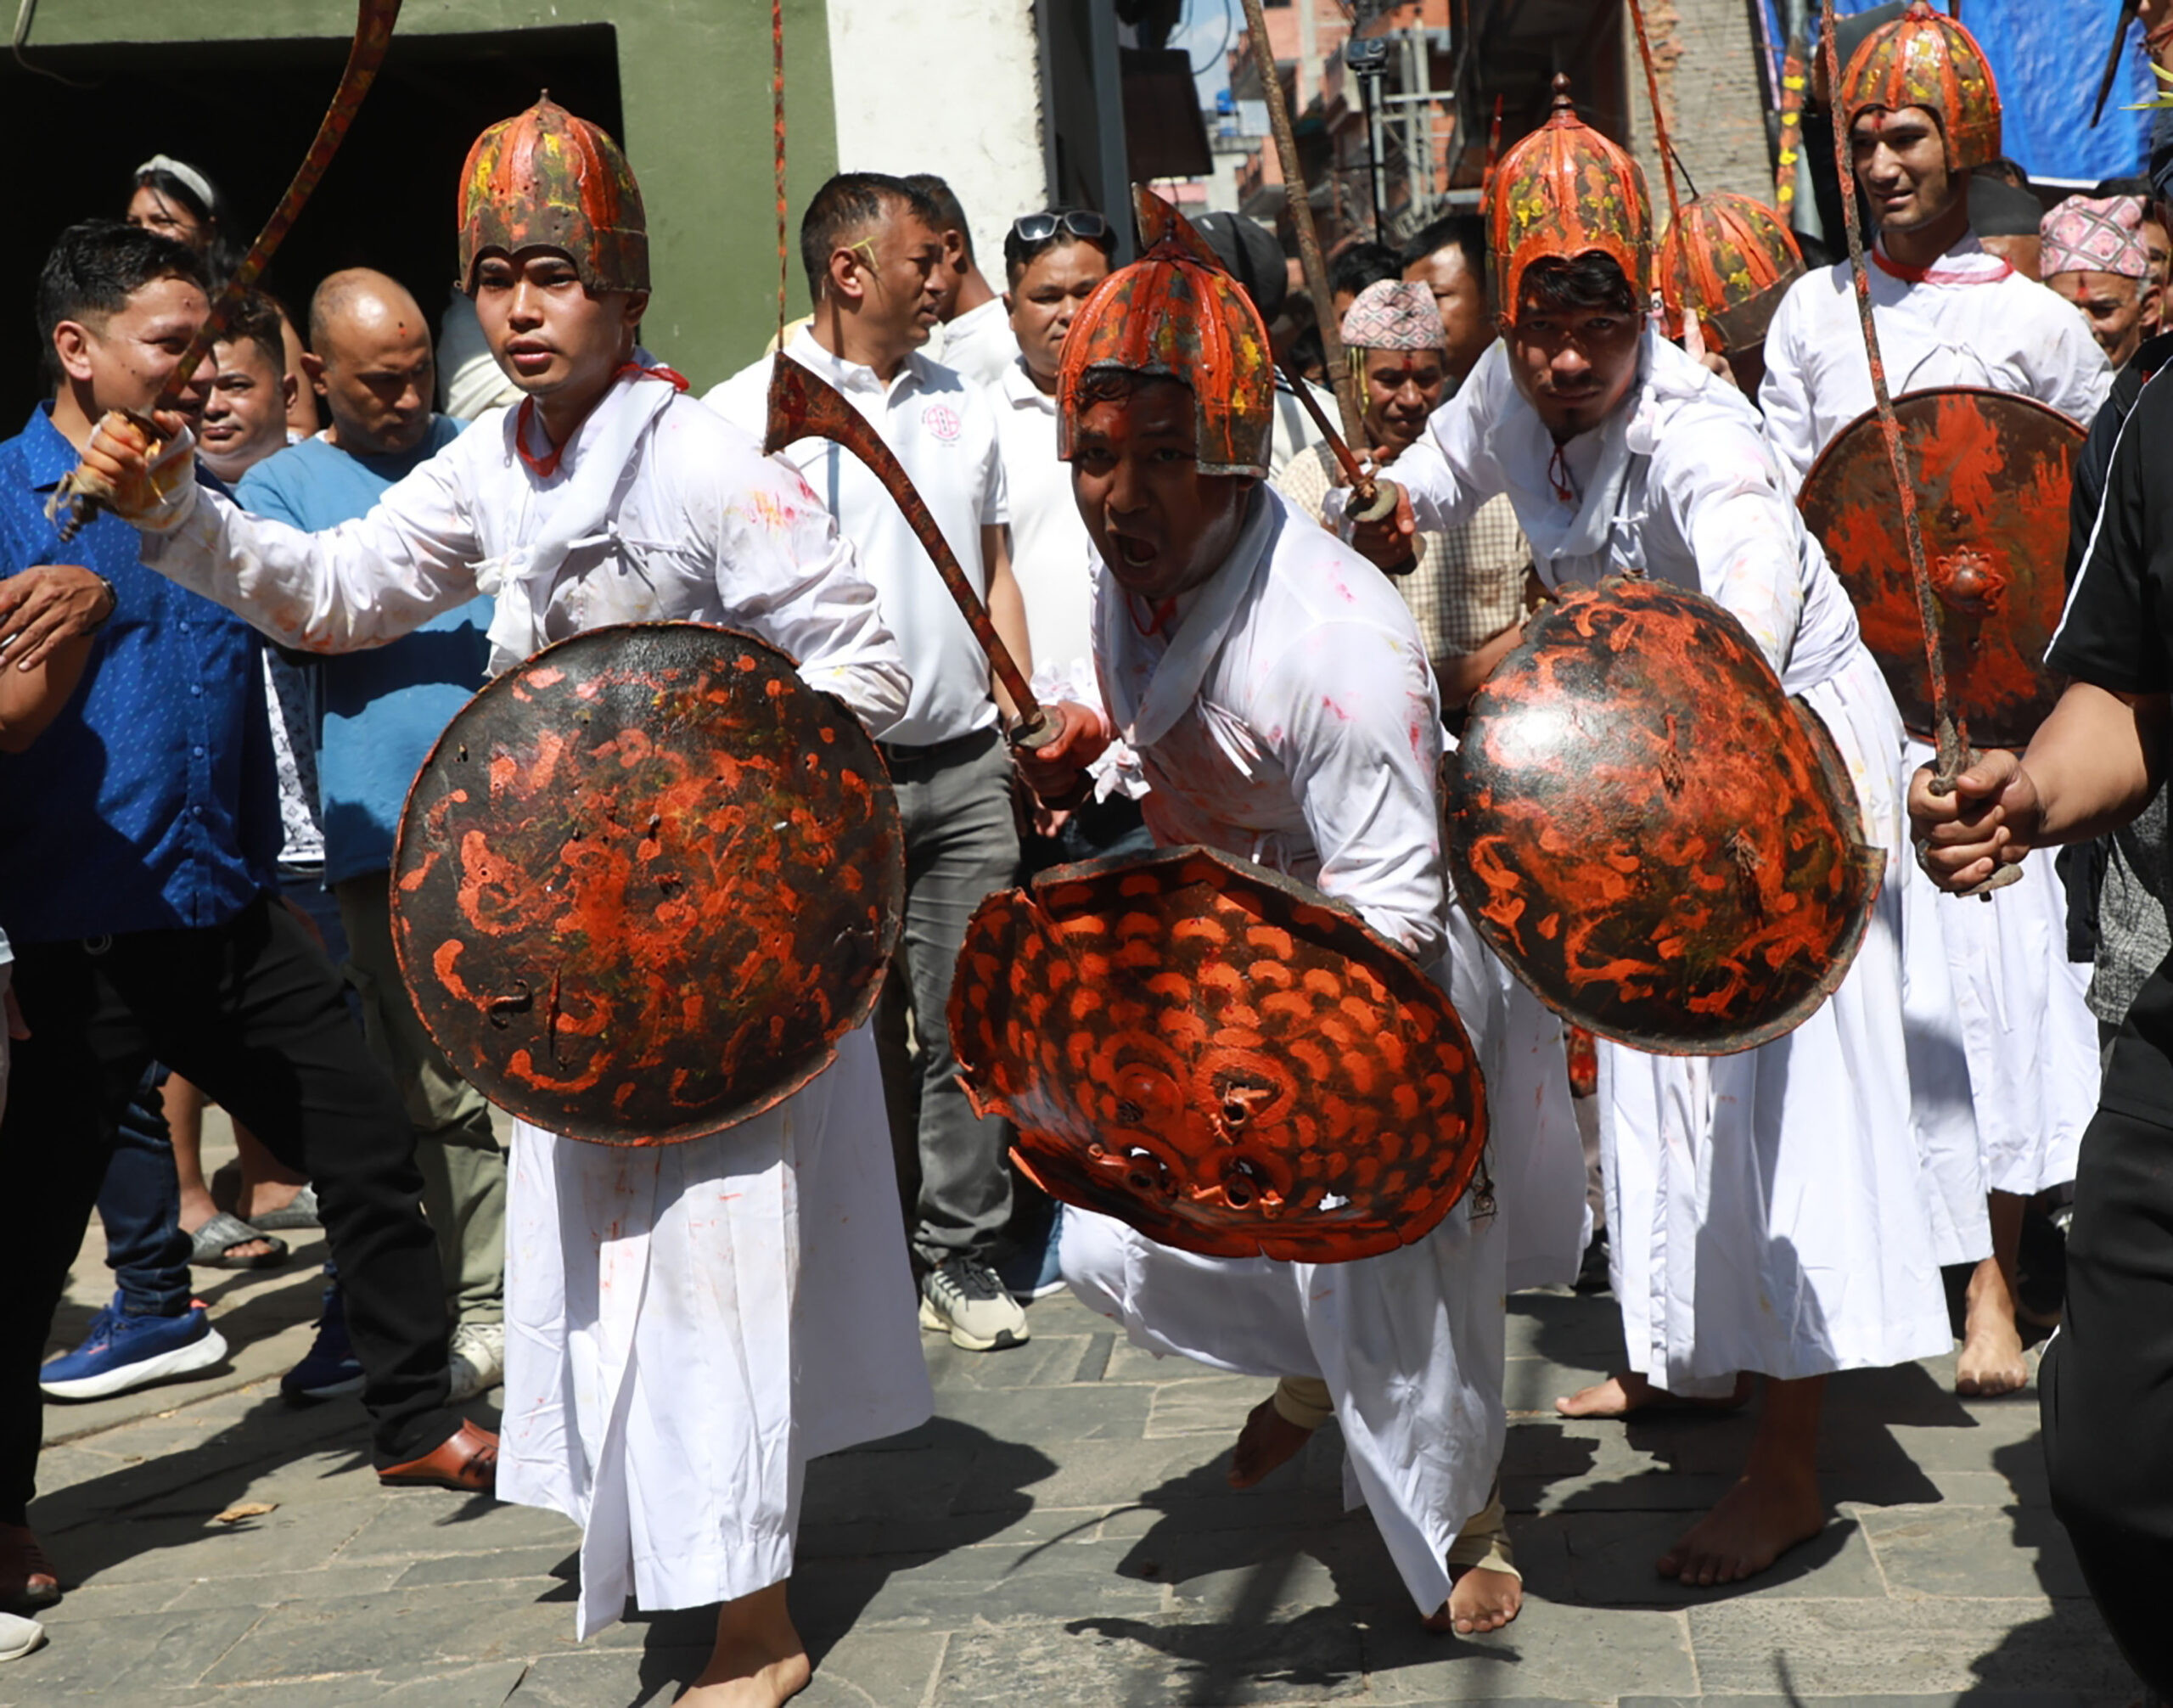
(0, 1613), (45, 1661)
(446, 1322), (505, 1402)
(919, 1258), (1030, 1351)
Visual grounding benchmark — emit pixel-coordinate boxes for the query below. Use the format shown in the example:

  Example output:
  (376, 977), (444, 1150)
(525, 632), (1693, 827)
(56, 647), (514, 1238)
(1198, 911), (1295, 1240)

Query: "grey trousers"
(873, 727), (1021, 1267)
(336, 873), (508, 1328)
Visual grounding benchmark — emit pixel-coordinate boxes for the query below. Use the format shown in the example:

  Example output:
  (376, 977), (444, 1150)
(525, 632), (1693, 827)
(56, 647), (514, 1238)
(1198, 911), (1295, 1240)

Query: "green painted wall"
(20, 0), (841, 386)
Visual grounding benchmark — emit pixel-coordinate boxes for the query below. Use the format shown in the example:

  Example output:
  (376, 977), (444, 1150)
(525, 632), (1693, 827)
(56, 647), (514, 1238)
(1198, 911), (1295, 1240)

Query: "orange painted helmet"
(1838, 0), (2001, 172)
(1486, 76), (1652, 322)
(457, 97), (649, 295)
(1657, 192), (1806, 353)
(1057, 188), (1276, 480)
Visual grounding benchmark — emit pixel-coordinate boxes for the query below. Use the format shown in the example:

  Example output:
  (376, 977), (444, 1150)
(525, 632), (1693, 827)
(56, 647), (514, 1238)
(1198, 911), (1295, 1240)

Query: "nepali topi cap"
(1339, 278), (1446, 351)
(2040, 194), (2152, 283)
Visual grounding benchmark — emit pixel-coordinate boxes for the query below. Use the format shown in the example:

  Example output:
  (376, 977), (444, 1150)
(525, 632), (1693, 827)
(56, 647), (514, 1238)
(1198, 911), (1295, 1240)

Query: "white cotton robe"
(137, 367), (935, 1638)
(1763, 240), (2108, 1203)
(1373, 329), (1956, 1392)
(1058, 487), (1583, 1617)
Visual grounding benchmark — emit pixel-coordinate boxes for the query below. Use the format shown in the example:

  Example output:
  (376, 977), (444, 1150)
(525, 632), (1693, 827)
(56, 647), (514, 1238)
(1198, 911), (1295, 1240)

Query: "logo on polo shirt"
(921, 402), (963, 443)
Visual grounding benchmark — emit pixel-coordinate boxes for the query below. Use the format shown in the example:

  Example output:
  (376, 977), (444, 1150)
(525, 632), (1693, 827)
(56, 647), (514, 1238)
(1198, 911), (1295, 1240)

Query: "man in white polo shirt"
(710, 171), (1034, 1352)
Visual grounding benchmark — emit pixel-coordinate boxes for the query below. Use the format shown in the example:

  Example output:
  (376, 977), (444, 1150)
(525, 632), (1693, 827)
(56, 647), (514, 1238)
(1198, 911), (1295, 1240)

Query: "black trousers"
(2042, 1103), (2173, 1694)
(3, 895), (461, 1522)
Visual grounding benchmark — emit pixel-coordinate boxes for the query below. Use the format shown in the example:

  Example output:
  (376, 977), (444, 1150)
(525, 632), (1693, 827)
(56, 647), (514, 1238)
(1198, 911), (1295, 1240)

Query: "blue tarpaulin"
(1756, 0), (2151, 187)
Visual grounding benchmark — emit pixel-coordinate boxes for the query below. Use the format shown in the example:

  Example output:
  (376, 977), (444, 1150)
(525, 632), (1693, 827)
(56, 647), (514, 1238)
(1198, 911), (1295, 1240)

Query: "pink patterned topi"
(2040, 194), (2151, 282)
(1339, 278), (1445, 351)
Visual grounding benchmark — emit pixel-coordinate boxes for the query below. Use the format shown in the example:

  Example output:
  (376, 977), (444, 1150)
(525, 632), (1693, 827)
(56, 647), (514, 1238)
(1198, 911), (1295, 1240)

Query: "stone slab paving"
(14, 1209), (2137, 1706)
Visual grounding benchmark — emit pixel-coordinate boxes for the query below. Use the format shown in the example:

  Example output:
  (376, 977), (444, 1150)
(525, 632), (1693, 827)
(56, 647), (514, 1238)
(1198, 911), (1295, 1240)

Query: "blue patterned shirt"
(0, 404), (278, 944)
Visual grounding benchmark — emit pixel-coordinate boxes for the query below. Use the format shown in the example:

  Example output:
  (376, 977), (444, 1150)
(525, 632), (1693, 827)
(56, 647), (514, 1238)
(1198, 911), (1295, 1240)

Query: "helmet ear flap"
(457, 97), (649, 297)
(1485, 76), (1654, 324)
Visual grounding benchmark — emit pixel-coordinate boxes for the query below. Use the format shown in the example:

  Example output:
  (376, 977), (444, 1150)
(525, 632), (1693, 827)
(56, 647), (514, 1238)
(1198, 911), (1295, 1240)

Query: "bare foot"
(1654, 1462), (1823, 1587)
(677, 1582), (810, 1706)
(1227, 1396), (1313, 1489)
(1956, 1255), (2029, 1397)
(1423, 1565), (1523, 1635)
(1555, 1370), (1753, 1419)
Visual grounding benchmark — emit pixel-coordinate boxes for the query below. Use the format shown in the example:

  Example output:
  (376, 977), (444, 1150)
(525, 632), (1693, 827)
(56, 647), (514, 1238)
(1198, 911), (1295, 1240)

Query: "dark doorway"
(0, 25), (623, 417)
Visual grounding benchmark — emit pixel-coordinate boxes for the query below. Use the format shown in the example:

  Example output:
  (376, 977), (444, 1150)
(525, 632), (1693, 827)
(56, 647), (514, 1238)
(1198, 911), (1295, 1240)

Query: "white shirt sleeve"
(705, 453), (912, 734)
(1382, 350), (1513, 536)
(1259, 619), (1446, 962)
(1756, 278), (1822, 492)
(2024, 298), (2114, 425)
(140, 442), (488, 652)
(1648, 401), (1806, 677)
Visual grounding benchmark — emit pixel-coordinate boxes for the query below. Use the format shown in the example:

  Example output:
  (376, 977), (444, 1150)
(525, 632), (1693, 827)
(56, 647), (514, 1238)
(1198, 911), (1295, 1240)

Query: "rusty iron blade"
(49, 0), (405, 541)
(763, 353), (1051, 746)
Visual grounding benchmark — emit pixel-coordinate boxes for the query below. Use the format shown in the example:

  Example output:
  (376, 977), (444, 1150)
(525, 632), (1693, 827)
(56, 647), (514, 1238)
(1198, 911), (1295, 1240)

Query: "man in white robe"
(1760, 1), (2110, 1398)
(1340, 81), (1952, 1588)
(1013, 193), (1583, 1638)
(76, 99), (932, 1708)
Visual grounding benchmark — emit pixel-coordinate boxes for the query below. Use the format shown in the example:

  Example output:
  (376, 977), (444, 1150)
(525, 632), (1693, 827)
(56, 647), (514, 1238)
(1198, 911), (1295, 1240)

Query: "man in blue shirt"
(240, 267), (506, 1404)
(0, 222), (495, 1611)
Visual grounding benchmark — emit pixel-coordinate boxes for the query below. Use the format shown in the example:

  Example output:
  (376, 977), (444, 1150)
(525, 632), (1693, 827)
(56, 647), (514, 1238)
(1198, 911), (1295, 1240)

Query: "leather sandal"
(378, 1420), (497, 1494)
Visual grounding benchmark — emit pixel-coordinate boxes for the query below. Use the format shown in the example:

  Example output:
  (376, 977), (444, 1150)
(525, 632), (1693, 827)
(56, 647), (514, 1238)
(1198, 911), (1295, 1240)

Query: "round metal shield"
(390, 623), (904, 1145)
(950, 846), (1489, 1265)
(1446, 578), (1883, 1056)
(1799, 386), (2084, 748)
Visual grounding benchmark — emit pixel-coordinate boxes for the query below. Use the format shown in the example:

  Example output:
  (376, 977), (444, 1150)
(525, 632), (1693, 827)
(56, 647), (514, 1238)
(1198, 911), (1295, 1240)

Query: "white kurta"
(1060, 487), (1582, 1616)
(1764, 239), (2108, 1204)
(1376, 331), (1956, 1391)
(138, 368), (935, 1637)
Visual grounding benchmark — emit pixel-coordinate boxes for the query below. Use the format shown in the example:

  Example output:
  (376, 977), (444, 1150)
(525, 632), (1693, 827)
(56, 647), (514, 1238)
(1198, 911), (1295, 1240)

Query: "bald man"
(237, 269), (508, 1405)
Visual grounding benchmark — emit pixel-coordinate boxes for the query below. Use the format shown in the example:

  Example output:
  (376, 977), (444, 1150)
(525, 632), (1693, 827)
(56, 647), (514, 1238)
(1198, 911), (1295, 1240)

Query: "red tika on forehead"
(1658, 191), (1806, 353)
(1839, 0), (2001, 171)
(457, 96), (649, 295)
(1056, 188), (1275, 479)
(1485, 76), (1653, 319)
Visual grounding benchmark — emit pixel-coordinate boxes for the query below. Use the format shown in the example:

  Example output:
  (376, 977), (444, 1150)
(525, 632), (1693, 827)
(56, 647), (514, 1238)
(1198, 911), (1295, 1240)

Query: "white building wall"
(827, 0), (1052, 273)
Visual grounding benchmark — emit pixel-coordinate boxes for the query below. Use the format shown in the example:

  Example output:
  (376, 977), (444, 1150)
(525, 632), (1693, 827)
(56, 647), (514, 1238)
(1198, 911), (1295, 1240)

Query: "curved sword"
(48, 0), (405, 541)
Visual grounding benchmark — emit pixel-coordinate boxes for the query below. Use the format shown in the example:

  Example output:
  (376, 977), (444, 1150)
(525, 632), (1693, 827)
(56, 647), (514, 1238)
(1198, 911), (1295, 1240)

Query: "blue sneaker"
(282, 1283), (364, 1402)
(997, 1205), (1069, 1304)
(40, 1293), (227, 1401)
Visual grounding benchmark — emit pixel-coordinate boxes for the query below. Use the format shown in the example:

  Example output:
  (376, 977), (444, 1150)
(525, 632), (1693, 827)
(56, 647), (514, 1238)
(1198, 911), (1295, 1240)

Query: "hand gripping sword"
(763, 356), (1056, 750)
(1818, 0), (2019, 896)
(48, 0), (404, 542)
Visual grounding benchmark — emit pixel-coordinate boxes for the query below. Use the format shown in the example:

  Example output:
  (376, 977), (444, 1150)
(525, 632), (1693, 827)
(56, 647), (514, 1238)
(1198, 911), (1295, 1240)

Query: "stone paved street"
(17, 1130), (2137, 1707)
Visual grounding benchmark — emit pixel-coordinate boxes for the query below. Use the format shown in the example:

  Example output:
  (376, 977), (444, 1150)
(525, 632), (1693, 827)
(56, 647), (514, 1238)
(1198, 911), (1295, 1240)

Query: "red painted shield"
(1800, 387), (2082, 749)
(1446, 578), (1883, 1055)
(950, 846), (1488, 1264)
(390, 623), (903, 1144)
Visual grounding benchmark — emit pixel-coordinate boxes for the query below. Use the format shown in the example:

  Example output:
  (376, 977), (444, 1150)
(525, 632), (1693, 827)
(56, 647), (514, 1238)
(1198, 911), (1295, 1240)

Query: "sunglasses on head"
(1011, 210), (1110, 244)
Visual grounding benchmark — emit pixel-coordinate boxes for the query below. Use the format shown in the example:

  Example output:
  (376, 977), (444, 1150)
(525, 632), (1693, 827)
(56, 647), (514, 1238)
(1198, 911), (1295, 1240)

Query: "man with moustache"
(710, 173), (1035, 1355)
(75, 103), (931, 1708)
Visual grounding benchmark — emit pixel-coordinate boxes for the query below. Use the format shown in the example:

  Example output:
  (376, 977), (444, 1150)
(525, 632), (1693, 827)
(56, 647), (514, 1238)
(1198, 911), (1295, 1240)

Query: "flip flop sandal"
(189, 1211), (289, 1271)
(248, 1186), (320, 1232)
